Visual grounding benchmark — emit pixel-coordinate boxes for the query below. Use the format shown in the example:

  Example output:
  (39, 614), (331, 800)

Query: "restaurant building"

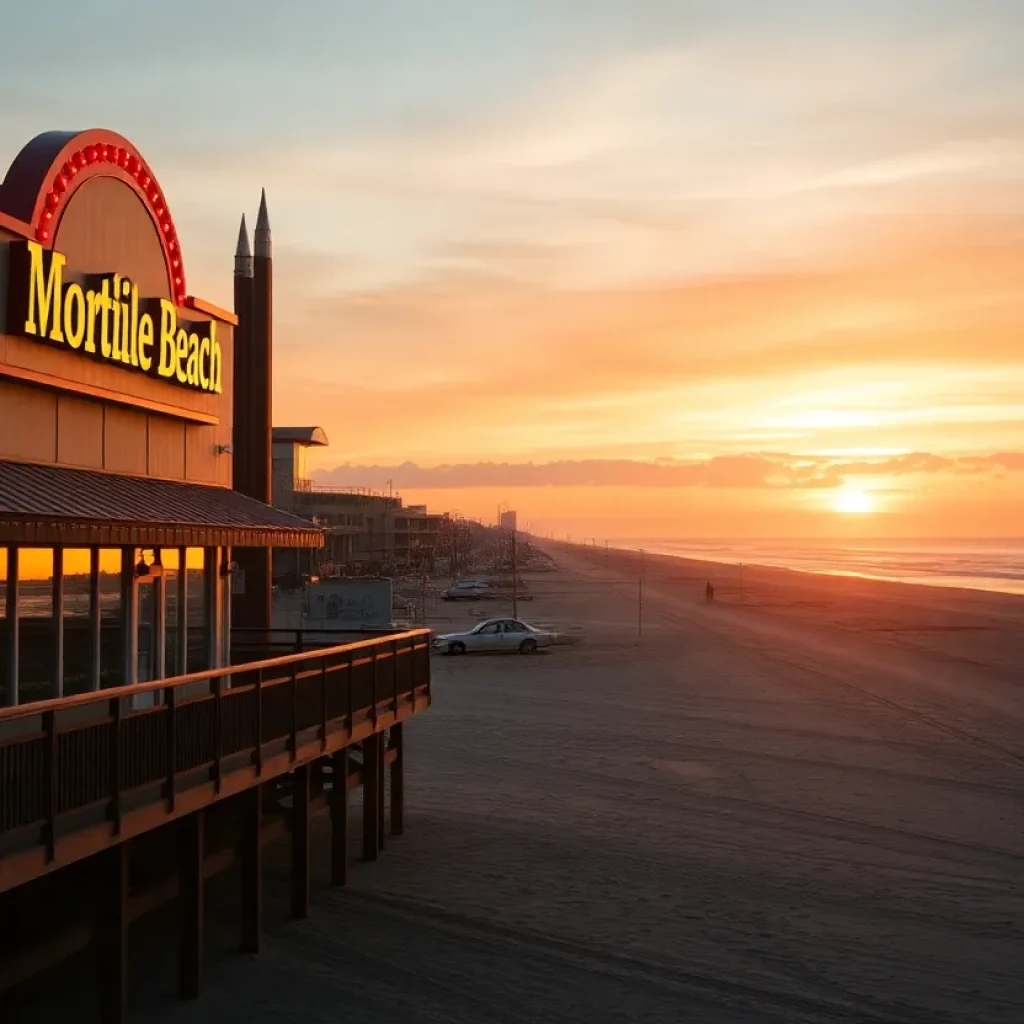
(0, 129), (432, 1021)
(0, 128), (321, 706)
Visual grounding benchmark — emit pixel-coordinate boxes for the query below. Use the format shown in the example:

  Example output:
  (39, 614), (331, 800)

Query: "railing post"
(109, 696), (122, 835)
(43, 709), (57, 861)
(346, 657), (354, 739)
(289, 662), (298, 760)
(371, 650), (379, 727)
(320, 655), (328, 752)
(166, 685), (177, 812)
(392, 638), (399, 717)
(254, 667), (264, 776)
(212, 675), (223, 794)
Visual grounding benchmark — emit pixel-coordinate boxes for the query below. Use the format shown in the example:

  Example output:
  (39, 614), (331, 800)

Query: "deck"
(0, 629), (432, 1019)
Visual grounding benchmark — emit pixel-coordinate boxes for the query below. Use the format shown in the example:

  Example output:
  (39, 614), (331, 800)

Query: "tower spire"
(234, 214), (253, 277)
(254, 188), (271, 259)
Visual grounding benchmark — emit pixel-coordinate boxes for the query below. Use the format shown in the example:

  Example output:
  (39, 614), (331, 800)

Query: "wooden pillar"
(98, 843), (130, 1024)
(240, 784), (263, 952)
(389, 723), (404, 835)
(377, 730), (386, 852)
(291, 764), (311, 918)
(361, 734), (380, 862)
(179, 810), (204, 1000)
(330, 748), (349, 885)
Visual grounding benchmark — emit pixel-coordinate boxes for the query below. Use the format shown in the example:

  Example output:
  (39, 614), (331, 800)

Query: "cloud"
(310, 451), (1024, 492)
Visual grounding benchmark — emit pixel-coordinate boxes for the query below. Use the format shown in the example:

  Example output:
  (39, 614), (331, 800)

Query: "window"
(62, 549), (93, 695)
(18, 548), (55, 702)
(185, 548), (208, 673)
(478, 623), (501, 635)
(163, 548), (184, 678)
(99, 549), (124, 688)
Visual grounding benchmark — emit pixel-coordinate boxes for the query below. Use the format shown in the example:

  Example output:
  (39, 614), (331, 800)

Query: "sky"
(2, 1), (1023, 538)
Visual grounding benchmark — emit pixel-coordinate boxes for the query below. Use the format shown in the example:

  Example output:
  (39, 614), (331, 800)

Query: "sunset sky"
(2, 1), (1023, 538)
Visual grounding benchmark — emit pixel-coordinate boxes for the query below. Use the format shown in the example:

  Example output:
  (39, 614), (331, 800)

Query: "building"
(500, 509), (518, 532)
(0, 129), (320, 705)
(0, 128), (432, 1020)
(272, 427), (447, 576)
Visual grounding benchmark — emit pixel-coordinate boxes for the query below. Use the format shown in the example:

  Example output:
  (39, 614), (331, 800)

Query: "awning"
(0, 461), (323, 548)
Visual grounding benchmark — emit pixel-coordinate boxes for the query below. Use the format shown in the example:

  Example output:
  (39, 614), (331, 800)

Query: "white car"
(443, 580), (493, 601)
(433, 618), (557, 655)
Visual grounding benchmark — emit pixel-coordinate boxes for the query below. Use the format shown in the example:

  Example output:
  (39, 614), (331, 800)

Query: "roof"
(272, 426), (329, 447)
(0, 461), (323, 548)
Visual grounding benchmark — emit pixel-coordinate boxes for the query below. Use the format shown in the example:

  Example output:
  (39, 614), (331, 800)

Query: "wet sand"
(45, 543), (1024, 1023)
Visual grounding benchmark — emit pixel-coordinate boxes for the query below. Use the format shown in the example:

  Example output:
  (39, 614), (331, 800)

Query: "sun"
(834, 489), (874, 514)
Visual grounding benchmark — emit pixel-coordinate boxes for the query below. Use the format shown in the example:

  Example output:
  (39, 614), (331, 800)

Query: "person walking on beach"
(705, 581), (715, 603)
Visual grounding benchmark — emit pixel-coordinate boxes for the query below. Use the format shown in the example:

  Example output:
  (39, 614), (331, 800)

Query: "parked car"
(442, 580), (493, 601)
(433, 618), (557, 655)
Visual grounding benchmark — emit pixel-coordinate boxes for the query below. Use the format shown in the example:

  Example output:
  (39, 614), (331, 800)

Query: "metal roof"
(272, 426), (329, 447)
(0, 461), (323, 549)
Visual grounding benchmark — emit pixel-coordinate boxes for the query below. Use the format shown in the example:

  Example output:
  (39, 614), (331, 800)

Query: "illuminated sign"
(6, 240), (222, 394)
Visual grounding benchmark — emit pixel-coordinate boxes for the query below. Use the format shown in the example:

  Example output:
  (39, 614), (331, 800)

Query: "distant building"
(499, 510), (518, 532)
(272, 428), (446, 576)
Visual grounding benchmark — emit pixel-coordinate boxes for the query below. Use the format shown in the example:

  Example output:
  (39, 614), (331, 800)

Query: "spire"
(234, 214), (253, 278)
(254, 188), (271, 259)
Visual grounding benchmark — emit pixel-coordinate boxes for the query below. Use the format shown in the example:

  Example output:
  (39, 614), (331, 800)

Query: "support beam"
(98, 843), (129, 1024)
(361, 735), (380, 862)
(389, 724), (404, 836)
(240, 784), (262, 953)
(377, 731), (386, 852)
(330, 749), (349, 885)
(179, 810), (204, 1000)
(291, 764), (311, 919)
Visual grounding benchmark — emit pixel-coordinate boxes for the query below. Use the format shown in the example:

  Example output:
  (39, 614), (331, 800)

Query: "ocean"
(615, 538), (1024, 597)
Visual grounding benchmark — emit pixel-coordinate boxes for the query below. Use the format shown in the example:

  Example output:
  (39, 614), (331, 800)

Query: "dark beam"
(389, 724), (404, 836)
(240, 785), (262, 953)
(330, 749), (349, 885)
(377, 731), (387, 852)
(98, 843), (130, 1024)
(361, 735), (380, 862)
(291, 764), (311, 919)
(179, 810), (205, 1000)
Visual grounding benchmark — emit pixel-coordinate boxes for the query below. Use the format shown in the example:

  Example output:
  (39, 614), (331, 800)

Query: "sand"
(32, 543), (1024, 1023)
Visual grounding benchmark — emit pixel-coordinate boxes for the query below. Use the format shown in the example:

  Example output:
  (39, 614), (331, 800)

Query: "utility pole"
(638, 576), (643, 636)
(511, 528), (518, 619)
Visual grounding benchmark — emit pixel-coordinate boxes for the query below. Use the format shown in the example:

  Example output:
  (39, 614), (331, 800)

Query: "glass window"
(99, 549), (124, 689)
(62, 548), (94, 695)
(18, 547), (54, 702)
(185, 548), (208, 674)
(163, 548), (184, 677)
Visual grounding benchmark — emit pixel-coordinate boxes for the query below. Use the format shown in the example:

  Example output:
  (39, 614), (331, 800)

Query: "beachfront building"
(271, 426), (447, 576)
(0, 128), (431, 1019)
(0, 130), (320, 705)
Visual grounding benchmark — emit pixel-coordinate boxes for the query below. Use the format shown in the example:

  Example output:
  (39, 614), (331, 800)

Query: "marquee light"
(34, 141), (187, 306)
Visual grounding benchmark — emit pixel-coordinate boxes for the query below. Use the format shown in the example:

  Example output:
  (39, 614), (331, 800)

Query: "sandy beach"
(23, 543), (1022, 1023)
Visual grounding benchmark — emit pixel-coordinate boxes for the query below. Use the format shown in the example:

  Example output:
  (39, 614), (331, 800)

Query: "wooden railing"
(0, 630), (431, 894)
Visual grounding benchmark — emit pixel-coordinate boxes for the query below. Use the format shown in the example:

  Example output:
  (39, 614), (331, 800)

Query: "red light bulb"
(36, 227), (49, 242)
(75, 152), (87, 169)
(47, 190), (60, 208)
(53, 175), (67, 194)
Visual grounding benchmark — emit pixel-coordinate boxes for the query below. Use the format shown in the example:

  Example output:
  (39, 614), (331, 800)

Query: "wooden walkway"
(0, 630), (432, 1019)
